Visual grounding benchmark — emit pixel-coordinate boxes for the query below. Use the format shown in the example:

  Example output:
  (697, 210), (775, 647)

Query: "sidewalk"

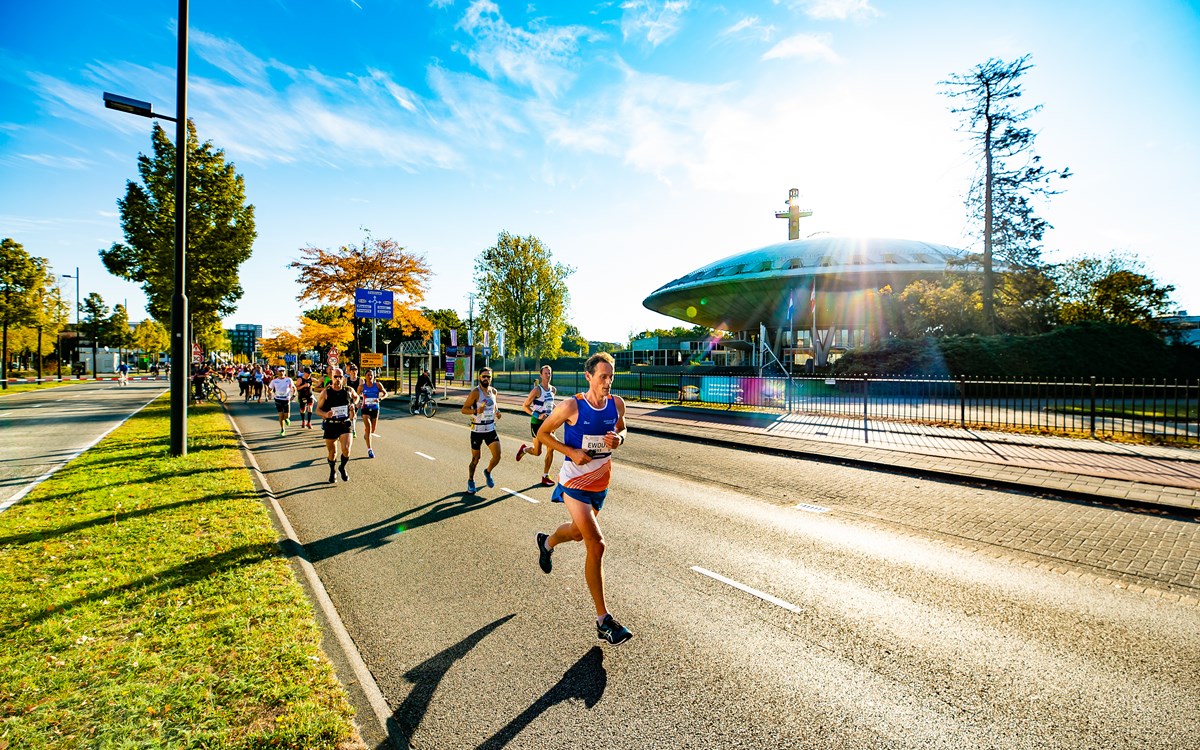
(425, 384), (1200, 516)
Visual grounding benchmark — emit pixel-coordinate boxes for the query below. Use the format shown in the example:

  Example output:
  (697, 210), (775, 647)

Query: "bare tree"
(941, 55), (1070, 333)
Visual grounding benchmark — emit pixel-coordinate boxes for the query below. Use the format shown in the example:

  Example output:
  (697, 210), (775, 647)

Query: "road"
(0, 380), (165, 510)
(227, 396), (1199, 750)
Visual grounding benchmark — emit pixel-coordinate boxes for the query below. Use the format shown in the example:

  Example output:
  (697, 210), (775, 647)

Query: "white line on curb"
(415, 451), (436, 461)
(794, 502), (830, 513)
(690, 566), (805, 615)
(0, 390), (164, 514)
(501, 487), (539, 503)
(226, 410), (395, 740)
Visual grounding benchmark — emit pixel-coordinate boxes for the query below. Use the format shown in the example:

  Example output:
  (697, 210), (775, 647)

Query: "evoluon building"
(642, 193), (966, 369)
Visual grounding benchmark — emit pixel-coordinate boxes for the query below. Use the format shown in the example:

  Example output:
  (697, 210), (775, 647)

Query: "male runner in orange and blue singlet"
(531, 352), (632, 645)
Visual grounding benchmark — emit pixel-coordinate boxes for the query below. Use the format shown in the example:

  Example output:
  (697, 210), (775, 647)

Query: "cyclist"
(412, 368), (434, 414)
(116, 361), (130, 387)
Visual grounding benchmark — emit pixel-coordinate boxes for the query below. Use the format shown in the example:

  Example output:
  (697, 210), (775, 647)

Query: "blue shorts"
(551, 483), (607, 511)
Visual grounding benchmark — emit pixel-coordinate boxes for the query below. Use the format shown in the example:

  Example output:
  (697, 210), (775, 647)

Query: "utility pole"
(467, 292), (476, 383)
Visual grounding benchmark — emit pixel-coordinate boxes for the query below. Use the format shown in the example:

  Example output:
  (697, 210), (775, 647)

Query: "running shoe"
(541, 475), (554, 486)
(328, 468), (337, 484)
(484, 469), (495, 488)
(279, 428), (285, 436)
(536, 532), (552, 574)
(368, 449), (375, 459)
(284, 418), (291, 426)
(467, 478), (477, 494)
(516, 444), (528, 462)
(596, 614), (632, 645)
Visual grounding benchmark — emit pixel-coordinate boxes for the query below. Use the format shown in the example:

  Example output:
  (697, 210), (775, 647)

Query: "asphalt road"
(228, 396), (1200, 750)
(0, 380), (165, 510)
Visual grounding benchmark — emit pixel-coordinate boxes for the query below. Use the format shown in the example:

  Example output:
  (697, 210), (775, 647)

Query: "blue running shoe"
(597, 614), (632, 645)
(484, 469), (495, 488)
(467, 478), (477, 494)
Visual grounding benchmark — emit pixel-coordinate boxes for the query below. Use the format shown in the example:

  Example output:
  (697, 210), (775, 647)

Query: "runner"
(515, 365), (558, 486)
(345, 364), (363, 437)
(532, 352), (632, 645)
(237, 366), (252, 400)
(116, 361), (130, 387)
(252, 365), (265, 403)
(314, 367), (359, 483)
(269, 366), (296, 436)
(295, 366), (315, 429)
(460, 367), (502, 494)
(357, 369), (388, 458)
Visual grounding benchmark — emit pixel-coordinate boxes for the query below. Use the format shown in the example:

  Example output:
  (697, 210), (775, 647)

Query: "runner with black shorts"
(516, 365), (558, 486)
(269, 367), (296, 436)
(315, 367), (358, 483)
(461, 367), (502, 494)
(295, 366), (315, 429)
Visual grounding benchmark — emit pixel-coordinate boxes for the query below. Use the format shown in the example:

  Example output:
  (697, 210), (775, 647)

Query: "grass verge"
(0, 381), (88, 396)
(0, 397), (364, 749)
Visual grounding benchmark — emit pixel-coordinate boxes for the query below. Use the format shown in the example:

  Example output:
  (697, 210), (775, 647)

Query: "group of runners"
(460, 354), (633, 645)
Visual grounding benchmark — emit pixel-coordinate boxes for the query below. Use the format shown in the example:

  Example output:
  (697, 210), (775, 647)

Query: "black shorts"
(323, 420), (352, 440)
(470, 430), (500, 451)
(297, 389), (312, 405)
(275, 398), (291, 414)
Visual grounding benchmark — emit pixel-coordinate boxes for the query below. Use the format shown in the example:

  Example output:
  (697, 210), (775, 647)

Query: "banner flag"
(450, 328), (458, 347)
(786, 290), (794, 323)
(497, 330), (505, 358)
(431, 329), (440, 357)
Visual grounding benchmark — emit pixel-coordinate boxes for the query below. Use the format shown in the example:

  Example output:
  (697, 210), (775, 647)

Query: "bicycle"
(411, 386), (437, 418)
(193, 375), (227, 404)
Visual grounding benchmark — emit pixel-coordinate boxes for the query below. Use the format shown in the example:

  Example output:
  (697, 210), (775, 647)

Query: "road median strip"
(0, 395), (365, 749)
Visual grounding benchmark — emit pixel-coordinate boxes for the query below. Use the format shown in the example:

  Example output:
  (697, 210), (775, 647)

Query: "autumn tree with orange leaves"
(289, 233), (432, 359)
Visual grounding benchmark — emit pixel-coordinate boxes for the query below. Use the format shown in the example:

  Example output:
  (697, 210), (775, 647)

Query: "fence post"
(1089, 375), (1097, 438)
(863, 376), (869, 444)
(638, 371), (643, 401)
(959, 376), (966, 428)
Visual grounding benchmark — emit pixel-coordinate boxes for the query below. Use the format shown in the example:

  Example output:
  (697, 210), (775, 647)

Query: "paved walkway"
(428, 384), (1200, 516)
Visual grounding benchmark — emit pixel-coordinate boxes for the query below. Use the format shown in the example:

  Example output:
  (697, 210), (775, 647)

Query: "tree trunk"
(982, 109), (996, 335)
(1, 323), (7, 390)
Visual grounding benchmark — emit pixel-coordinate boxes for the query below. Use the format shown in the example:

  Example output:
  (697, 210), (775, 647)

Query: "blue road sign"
(354, 288), (394, 319)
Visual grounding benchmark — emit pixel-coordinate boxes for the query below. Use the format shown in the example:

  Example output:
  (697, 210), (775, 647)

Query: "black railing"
(483, 367), (1199, 445)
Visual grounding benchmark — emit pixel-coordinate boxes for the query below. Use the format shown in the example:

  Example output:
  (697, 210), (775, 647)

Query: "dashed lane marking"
(415, 452), (437, 461)
(502, 487), (539, 503)
(690, 566), (804, 615)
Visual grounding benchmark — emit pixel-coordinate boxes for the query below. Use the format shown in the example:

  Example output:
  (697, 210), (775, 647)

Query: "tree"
(133, 319), (169, 362)
(298, 316), (353, 358)
(560, 323), (588, 357)
(475, 231), (573, 359)
(108, 303), (133, 360)
(195, 320), (231, 357)
(1052, 252), (1175, 332)
(260, 328), (302, 361)
(79, 293), (110, 376)
(941, 55), (1070, 333)
(101, 119), (257, 335)
(0, 239), (48, 388)
(290, 232), (433, 358)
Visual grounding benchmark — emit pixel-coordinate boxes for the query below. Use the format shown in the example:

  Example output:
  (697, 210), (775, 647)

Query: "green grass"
(0, 381), (88, 396)
(0, 398), (363, 749)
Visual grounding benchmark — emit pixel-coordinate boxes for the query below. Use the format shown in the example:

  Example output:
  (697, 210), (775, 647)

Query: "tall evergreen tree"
(941, 55), (1070, 333)
(101, 120), (256, 335)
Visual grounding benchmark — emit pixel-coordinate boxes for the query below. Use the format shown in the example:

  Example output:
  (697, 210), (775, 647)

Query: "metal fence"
(487, 369), (1199, 445)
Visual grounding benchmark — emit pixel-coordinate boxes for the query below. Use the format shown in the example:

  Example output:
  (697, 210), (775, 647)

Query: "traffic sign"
(327, 348), (339, 365)
(360, 353), (383, 368)
(354, 288), (394, 320)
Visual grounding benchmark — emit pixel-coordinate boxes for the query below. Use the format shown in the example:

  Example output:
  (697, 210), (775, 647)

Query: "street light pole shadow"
(473, 646), (607, 750)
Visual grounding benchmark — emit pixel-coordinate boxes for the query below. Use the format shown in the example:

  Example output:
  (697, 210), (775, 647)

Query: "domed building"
(642, 193), (967, 369)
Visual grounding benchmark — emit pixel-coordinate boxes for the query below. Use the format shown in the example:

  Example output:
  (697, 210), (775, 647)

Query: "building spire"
(774, 188), (812, 240)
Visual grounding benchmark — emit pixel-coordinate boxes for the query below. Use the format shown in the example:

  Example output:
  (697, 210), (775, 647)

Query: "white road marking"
(415, 452), (437, 461)
(501, 487), (539, 503)
(690, 566), (805, 615)
(794, 502), (830, 513)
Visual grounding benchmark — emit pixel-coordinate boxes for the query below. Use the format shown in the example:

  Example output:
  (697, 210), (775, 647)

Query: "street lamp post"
(382, 338), (392, 381)
(60, 268), (80, 379)
(101, 0), (189, 457)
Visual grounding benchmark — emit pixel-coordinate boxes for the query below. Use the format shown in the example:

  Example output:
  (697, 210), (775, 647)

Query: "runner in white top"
(460, 367), (502, 494)
(269, 367), (296, 436)
(516, 365), (558, 486)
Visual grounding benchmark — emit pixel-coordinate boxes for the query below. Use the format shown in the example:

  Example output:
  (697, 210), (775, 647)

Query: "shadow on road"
(473, 646), (607, 750)
(384, 614), (516, 749)
(301, 491), (512, 562)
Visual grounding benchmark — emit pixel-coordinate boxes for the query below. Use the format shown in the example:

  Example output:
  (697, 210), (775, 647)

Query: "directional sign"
(354, 288), (394, 320)
(360, 353), (383, 368)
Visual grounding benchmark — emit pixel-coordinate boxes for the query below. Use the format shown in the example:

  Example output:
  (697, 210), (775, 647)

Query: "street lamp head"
(103, 91), (177, 122)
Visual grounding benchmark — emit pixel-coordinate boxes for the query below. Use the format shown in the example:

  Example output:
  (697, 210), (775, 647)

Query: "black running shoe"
(536, 532), (552, 574)
(339, 464), (349, 482)
(596, 614), (632, 645)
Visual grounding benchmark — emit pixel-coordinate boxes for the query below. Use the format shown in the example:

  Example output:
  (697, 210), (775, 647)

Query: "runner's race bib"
(330, 405), (349, 419)
(364, 397), (379, 406)
(582, 434), (610, 455)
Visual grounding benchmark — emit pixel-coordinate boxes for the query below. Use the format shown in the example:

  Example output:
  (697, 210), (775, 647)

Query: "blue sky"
(2, 0), (1198, 344)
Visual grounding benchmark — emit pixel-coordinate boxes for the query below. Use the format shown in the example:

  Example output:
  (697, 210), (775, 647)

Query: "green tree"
(108, 303), (133, 355)
(195, 320), (231, 357)
(0, 239), (46, 388)
(79, 293), (110, 376)
(941, 55), (1070, 334)
(101, 119), (257, 335)
(133, 319), (169, 362)
(12, 274), (68, 377)
(559, 323), (589, 357)
(1052, 253), (1175, 332)
(475, 232), (573, 360)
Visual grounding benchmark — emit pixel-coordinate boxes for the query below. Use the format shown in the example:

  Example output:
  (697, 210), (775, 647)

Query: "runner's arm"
(521, 387), (538, 416)
(461, 389), (478, 415)
(537, 399), (588, 464)
(605, 395), (628, 449)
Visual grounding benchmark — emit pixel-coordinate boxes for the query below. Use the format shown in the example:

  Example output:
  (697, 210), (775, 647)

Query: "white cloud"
(191, 29), (273, 90)
(16, 153), (93, 169)
(792, 0), (879, 21)
(762, 32), (840, 62)
(720, 16), (775, 42)
(620, 0), (690, 47)
(429, 0), (455, 8)
(454, 0), (591, 98)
